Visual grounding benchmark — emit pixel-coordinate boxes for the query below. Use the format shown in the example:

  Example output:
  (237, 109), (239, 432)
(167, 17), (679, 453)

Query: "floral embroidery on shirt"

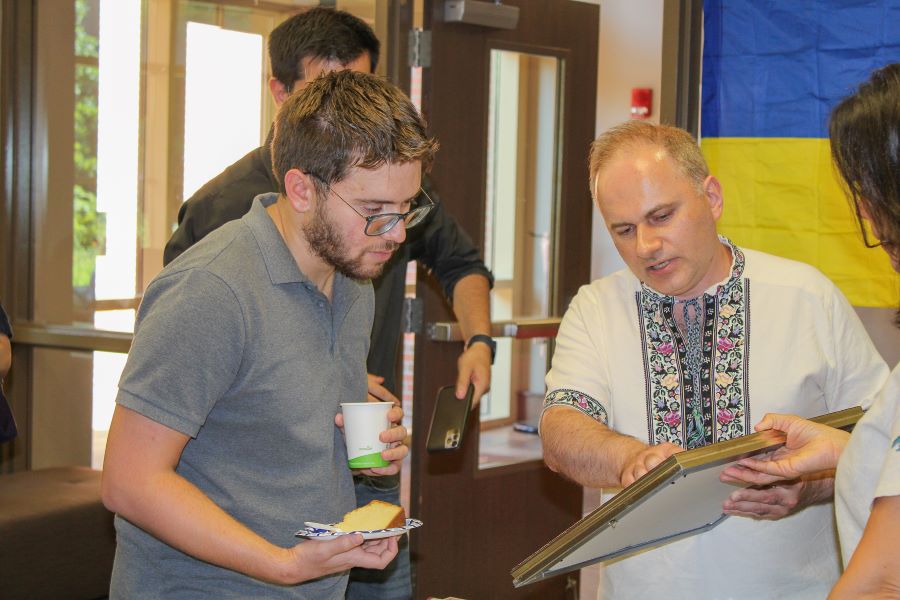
(638, 237), (751, 448)
(713, 279), (750, 442)
(892, 436), (900, 452)
(639, 293), (686, 445)
(544, 389), (609, 425)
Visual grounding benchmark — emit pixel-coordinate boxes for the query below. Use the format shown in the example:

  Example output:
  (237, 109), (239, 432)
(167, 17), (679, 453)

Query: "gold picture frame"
(511, 407), (863, 588)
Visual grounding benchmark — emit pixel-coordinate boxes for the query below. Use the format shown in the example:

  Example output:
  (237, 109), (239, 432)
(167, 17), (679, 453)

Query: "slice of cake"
(335, 500), (406, 531)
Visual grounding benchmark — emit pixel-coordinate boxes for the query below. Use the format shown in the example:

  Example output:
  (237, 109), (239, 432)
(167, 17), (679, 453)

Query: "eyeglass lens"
(366, 205), (430, 236)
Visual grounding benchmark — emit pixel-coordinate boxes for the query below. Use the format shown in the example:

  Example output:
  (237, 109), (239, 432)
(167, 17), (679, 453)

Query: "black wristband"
(466, 334), (496, 365)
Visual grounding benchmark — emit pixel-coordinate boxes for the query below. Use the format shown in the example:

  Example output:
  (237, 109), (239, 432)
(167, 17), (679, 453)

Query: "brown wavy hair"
(271, 70), (438, 195)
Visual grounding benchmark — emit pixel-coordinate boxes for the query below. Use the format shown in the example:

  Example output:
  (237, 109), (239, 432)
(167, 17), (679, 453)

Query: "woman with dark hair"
(721, 63), (900, 599)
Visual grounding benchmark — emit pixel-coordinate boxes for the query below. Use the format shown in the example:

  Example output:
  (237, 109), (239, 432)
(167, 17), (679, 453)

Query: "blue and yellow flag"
(701, 0), (900, 307)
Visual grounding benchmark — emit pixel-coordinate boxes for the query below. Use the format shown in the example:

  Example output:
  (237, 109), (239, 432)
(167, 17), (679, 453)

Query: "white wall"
(590, 0), (666, 280)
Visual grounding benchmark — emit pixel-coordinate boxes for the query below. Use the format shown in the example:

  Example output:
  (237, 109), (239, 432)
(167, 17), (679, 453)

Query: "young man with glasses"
(164, 11), (493, 598)
(102, 70), (435, 599)
(163, 8), (493, 600)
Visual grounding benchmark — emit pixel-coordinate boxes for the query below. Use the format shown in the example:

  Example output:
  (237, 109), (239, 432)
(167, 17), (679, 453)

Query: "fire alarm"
(631, 88), (652, 119)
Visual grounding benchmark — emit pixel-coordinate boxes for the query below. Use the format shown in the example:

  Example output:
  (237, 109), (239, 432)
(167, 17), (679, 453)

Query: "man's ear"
(703, 175), (724, 220)
(268, 77), (290, 107)
(283, 169), (318, 215)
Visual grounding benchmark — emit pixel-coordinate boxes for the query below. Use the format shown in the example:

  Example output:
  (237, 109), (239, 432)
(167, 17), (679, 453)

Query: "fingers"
(325, 532), (366, 554)
(353, 414), (408, 477)
(380, 441), (409, 464)
(360, 535), (400, 554)
(299, 532), (398, 574)
(455, 368), (471, 401)
(358, 464), (399, 477)
(621, 467), (643, 488)
(468, 369), (490, 408)
(736, 457), (794, 478)
(723, 498), (789, 520)
(754, 412), (799, 433)
(722, 483), (800, 520)
(753, 413), (776, 432)
(720, 464), (783, 486)
(456, 346), (492, 408)
(290, 533), (366, 578)
(354, 536), (400, 569)
(379, 425), (408, 445)
(386, 405), (404, 426)
(378, 409), (406, 445)
(367, 374), (400, 405)
(621, 454), (660, 487)
(727, 485), (778, 506)
(358, 428), (409, 477)
(720, 464), (776, 485)
(621, 443), (683, 487)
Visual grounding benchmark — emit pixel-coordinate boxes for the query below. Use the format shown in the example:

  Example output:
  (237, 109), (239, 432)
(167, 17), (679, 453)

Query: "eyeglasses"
(307, 173), (435, 237)
(854, 201), (884, 249)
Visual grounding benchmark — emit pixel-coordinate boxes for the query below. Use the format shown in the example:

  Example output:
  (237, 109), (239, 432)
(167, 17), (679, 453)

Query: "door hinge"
(402, 297), (424, 333)
(408, 28), (432, 69)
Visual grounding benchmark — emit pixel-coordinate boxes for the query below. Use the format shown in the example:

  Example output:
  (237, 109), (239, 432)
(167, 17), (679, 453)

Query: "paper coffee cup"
(341, 402), (392, 469)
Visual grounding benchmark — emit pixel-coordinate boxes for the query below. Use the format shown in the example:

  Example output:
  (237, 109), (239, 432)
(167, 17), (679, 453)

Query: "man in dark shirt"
(163, 8), (494, 600)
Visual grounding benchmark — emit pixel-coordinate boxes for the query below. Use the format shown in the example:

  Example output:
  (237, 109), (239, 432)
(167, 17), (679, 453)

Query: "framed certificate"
(510, 407), (863, 588)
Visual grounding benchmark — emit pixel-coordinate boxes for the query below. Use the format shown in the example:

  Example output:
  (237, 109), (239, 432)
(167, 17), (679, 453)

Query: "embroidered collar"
(543, 237), (752, 449)
(640, 236), (745, 303)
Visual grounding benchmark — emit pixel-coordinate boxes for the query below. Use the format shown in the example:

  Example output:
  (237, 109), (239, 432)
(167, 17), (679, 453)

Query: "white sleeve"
(543, 287), (612, 426)
(875, 372), (900, 500)
(825, 283), (890, 412)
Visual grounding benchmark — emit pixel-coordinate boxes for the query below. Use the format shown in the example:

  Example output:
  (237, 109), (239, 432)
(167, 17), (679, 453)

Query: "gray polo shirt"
(111, 194), (370, 598)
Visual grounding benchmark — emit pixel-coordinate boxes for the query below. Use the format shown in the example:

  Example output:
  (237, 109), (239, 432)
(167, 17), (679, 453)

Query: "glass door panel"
(182, 22), (264, 199)
(481, 49), (562, 434)
(28, 0), (382, 469)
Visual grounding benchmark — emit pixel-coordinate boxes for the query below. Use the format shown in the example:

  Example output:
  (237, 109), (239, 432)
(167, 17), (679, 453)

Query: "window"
(481, 49), (562, 426)
(25, 0), (349, 468)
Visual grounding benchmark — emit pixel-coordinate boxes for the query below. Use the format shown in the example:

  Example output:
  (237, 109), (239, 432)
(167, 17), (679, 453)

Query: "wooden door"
(409, 1), (599, 598)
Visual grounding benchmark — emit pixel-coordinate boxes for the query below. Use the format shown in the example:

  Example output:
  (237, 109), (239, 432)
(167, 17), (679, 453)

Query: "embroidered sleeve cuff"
(543, 389), (609, 425)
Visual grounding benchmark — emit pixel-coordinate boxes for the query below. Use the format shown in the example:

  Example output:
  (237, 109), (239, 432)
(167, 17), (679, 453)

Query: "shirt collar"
(244, 194), (360, 306)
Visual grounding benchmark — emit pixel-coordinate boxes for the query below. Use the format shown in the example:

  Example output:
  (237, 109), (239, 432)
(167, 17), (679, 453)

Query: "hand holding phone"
(425, 384), (474, 452)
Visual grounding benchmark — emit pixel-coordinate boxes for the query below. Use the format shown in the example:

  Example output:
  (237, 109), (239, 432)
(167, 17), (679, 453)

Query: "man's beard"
(303, 202), (398, 281)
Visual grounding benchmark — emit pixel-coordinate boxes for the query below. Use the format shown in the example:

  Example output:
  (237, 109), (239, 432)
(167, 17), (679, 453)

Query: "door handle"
(426, 318), (561, 342)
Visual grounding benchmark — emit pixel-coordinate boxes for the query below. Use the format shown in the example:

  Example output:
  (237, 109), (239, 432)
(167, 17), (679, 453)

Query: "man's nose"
(381, 220), (407, 244)
(635, 225), (661, 257)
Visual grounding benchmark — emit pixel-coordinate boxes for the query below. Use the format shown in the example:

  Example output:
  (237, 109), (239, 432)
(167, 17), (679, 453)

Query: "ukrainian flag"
(701, 0), (900, 307)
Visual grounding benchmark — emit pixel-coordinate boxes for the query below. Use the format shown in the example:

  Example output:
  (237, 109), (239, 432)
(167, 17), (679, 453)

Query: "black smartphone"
(425, 384), (474, 452)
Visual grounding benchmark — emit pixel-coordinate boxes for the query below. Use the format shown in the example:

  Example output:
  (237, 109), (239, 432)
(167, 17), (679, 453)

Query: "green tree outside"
(73, 0), (106, 290)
